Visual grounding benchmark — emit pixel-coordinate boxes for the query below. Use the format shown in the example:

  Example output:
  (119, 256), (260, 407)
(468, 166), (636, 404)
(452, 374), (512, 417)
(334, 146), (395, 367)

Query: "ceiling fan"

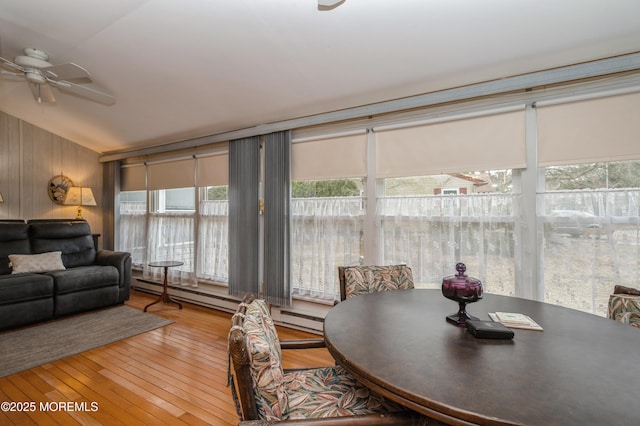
(0, 48), (115, 105)
(318, 0), (346, 10)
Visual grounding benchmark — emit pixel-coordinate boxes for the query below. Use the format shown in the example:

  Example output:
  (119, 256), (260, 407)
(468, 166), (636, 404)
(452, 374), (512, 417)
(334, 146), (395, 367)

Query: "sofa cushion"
(8, 251), (65, 274)
(0, 222), (30, 275)
(0, 274), (54, 305)
(45, 265), (119, 295)
(54, 285), (119, 317)
(0, 297), (54, 331)
(28, 220), (92, 239)
(29, 222), (96, 268)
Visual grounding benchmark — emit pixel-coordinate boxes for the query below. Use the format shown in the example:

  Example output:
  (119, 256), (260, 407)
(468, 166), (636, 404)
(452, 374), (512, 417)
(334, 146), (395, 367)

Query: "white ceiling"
(1, 0), (639, 154)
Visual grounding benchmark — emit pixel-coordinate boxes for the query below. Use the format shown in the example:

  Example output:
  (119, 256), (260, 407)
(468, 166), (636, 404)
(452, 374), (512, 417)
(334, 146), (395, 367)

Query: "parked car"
(546, 210), (602, 238)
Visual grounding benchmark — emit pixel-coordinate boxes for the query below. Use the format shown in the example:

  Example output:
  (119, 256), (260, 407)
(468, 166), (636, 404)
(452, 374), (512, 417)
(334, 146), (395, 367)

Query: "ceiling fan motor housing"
(23, 48), (49, 61)
(13, 49), (52, 85)
(25, 71), (46, 84)
(14, 53), (52, 69)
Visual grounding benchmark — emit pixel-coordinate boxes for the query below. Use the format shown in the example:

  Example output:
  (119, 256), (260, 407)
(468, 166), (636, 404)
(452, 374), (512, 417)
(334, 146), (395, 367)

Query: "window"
(120, 190), (146, 203)
(147, 187), (195, 285)
(291, 178), (365, 301)
(117, 150), (229, 288)
(203, 185), (228, 201)
(150, 187), (195, 213)
(290, 130), (368, 301)
(536, 91), (640, 315)
(540, 160), (640, 316)
(115, 82), (640, 317)
(378, 171), (516, 296)
(119, 190), (147, 268)
(198, 185), (229, 282)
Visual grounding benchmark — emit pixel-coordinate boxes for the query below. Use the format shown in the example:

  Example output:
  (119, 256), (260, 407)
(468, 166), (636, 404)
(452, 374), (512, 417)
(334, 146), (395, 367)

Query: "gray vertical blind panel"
(264, 131), (291, 306)
(228, 136), (260, 298)
(103, 161), (119, 250)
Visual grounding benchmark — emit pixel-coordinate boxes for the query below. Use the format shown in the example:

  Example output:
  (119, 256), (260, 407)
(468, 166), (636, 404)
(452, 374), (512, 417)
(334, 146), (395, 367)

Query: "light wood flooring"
(0, 290), (334, 425)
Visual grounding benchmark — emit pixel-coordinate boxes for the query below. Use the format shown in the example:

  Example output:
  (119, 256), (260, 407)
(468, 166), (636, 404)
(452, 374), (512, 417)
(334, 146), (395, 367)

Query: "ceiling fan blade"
(1, 56), (25, 73)
(42, 62), (92, 83)
(0, 69), (23, 78)
(28, 82), (56, 103)
(49, 79), (115, 105)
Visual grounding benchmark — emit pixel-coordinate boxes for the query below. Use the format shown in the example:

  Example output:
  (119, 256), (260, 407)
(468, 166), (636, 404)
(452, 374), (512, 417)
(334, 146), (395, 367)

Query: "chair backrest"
(228, 294), (288, 421)
(608, 289), (640, 328)
(338, 264), (414, 301)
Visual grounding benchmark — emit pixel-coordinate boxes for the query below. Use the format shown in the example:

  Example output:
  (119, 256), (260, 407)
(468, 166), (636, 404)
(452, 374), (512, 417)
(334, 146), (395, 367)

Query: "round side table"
(144, 261), (184, 312)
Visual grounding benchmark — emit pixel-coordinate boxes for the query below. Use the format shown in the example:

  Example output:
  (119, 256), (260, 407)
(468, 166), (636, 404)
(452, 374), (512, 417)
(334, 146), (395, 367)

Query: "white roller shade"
(148, 158), (195, 190)
(121, 164), (146, 191)
(375, 109), (526, 178)
(292, 132), (367, 180)
(537, 91), (640, 166)
(197, 154), (229, 186)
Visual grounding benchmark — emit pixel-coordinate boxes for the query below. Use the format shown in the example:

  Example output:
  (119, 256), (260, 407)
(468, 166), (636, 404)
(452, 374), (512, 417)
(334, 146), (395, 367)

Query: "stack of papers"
(488, 312), (544, 331)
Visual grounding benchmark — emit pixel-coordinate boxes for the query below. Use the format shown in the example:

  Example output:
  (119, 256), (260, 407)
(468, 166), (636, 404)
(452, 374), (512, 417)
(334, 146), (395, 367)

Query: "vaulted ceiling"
(1, 0), (639, 155)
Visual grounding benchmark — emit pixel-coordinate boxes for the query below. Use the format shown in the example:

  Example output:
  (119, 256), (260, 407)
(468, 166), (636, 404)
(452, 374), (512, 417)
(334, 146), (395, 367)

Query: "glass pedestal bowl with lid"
(441, 262), (483, 327)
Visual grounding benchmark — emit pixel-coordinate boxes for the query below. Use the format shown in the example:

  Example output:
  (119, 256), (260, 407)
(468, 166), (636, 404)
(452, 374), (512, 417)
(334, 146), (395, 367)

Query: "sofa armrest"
(96, 250), (132, 300)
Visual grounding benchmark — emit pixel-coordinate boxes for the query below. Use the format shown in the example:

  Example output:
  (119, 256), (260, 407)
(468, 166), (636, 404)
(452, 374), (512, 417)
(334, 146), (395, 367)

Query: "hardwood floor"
(0, 290), (334, 425)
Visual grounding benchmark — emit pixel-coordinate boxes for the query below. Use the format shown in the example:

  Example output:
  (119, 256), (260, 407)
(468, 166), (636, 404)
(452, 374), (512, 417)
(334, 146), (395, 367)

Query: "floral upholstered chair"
(608, 285), (640, 328)
(227, 294), (429, 425)
(338, 264), (415, 301)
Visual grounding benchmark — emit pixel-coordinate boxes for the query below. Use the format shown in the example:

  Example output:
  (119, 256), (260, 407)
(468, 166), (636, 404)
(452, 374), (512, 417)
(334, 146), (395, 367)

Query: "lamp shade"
(64, 187), (96, 220)
(0, 192), (4, 203)
(64, 187), (97, 206)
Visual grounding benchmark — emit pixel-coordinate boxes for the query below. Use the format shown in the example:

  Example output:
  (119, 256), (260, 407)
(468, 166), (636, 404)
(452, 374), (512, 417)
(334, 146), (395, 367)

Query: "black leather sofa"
(0, 220), (131, 331)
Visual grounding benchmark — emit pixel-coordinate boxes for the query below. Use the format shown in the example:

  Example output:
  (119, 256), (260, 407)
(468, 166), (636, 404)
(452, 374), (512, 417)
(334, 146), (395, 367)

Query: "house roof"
(1, 0), (639, 155)
(450, 173), (490, 187)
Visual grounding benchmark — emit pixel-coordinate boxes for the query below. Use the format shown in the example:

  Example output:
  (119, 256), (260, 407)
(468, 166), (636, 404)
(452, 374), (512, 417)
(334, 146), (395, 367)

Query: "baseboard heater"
(133, 279), (241, 314)
(133, 279), (325, 334)
(275, 308), (324, 334)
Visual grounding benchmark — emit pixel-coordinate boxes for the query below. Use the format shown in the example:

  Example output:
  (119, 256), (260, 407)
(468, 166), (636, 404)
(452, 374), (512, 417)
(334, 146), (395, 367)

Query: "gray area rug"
(0, 305), (173, 378)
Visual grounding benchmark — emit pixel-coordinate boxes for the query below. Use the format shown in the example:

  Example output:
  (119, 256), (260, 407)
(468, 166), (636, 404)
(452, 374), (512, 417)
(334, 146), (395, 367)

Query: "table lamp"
(64, 186), (97, 219)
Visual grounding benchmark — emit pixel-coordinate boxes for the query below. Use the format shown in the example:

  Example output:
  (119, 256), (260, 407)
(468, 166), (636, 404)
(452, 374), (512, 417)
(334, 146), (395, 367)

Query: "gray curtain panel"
(228, 136), (260, 298)
(263, 131), (291, 306)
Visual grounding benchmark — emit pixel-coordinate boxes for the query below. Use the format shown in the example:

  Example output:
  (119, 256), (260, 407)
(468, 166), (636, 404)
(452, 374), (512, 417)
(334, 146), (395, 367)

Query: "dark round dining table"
(323, 289), (640, 426)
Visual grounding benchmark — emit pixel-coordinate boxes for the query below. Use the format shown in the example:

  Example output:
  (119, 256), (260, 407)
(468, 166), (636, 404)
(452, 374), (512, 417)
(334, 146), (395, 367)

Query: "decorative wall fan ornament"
(0, 48), (115, 105)
(48, 174), (74, 205)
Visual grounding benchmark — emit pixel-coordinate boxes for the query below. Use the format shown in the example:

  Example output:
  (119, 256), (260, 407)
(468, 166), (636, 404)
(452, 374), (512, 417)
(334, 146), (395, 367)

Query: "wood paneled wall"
(0, 111), (104, 240)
